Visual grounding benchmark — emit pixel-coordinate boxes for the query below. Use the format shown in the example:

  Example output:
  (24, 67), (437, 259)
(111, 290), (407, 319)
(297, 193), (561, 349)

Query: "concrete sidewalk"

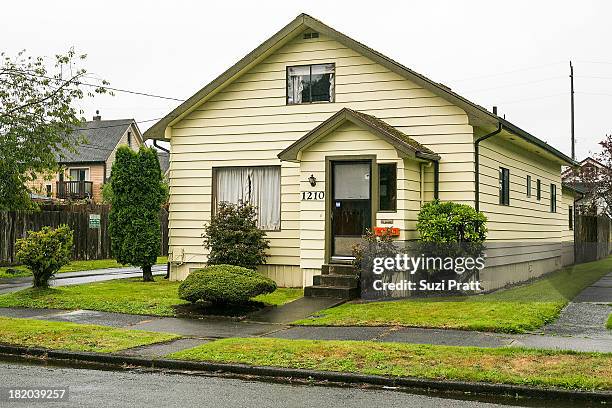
(0, 271), (609, 355)
(0, 264), (166, 294)
(0, 305), (610, 353)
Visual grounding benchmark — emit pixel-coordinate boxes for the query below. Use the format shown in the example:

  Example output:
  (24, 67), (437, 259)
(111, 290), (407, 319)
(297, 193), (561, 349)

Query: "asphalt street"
(0, 361), (586, 408)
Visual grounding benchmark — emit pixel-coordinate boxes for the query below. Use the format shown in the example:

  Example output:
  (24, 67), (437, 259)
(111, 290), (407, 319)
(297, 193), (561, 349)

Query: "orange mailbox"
(373, 227), (400, 237)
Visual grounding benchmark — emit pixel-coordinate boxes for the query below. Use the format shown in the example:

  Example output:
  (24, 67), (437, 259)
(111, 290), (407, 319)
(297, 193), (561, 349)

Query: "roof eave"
(498, 118), (578, 166)
(144, 13), (572, 168)
(144, 14), (309, 141)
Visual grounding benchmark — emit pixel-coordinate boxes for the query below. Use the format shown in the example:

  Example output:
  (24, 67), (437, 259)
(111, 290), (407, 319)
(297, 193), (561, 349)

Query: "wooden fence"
(0, 204), (168, 266)
(574, 214), (612, 264)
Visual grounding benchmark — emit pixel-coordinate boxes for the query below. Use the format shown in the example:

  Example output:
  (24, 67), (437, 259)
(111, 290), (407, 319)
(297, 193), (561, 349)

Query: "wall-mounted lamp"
(308, 174), (317, 187)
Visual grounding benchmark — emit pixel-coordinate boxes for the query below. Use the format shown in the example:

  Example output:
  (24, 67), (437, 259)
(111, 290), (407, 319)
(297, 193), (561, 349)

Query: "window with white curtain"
(214, 166), (281, 231)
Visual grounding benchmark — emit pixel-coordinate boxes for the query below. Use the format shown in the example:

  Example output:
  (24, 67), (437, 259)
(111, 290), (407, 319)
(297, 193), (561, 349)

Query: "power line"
(462, 76), (565, 93)
(4, 69), (185, 102)
(494, 92), (566, 105)
(577, 91), (612, 97)
(450, 61), (566, 82)
(73, 117), (162, 131)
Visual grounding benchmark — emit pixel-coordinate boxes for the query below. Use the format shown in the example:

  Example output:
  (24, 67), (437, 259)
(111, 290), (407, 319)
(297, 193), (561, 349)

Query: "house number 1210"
(301, 191), (324, 201)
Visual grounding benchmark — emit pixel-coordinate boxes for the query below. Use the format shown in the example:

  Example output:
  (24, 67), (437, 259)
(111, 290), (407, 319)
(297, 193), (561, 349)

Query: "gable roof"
(58, 119), (135, 163)
(278, 108), (439, 162)
(562, 156), (609, 179)
(144, 13), (576, 166)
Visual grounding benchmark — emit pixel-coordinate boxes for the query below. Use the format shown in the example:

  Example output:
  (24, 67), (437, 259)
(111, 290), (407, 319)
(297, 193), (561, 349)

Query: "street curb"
(0, 344), (610, 403)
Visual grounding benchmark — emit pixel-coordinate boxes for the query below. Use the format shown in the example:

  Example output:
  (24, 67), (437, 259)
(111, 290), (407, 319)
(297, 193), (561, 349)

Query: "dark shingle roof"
(57, 119), (134, 163)
(157, 151), (170, 174)
(346, 108), (437, 156)
(278, 108), (440, 162)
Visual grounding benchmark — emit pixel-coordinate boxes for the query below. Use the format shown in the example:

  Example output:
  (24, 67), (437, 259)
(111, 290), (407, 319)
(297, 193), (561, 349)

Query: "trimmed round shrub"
(178, 264), (277, 305)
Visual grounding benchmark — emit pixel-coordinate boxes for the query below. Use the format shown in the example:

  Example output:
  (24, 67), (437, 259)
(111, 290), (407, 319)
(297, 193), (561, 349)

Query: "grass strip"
(0, 317), (179, 353)
(294, 257), (612, 333)
(167, 337), (612, 391)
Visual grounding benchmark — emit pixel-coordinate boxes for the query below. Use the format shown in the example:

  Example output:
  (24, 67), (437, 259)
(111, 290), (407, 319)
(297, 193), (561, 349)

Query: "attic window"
(287, 63), (335, 104)
(303, 32), (319, 39)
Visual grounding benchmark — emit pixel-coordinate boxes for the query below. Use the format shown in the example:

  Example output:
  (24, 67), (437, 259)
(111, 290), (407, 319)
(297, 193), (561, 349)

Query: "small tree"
(15, 225), (73, 288)
(109, 146), (167, 281)
(203, 201), (269, 270)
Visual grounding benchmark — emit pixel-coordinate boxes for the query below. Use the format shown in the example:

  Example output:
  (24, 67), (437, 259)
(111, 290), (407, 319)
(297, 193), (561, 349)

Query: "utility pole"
(570, 61), (575, 160)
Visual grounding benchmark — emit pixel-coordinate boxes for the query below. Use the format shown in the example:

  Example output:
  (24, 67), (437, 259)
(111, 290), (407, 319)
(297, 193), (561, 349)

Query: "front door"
(331, 160), (372, 259)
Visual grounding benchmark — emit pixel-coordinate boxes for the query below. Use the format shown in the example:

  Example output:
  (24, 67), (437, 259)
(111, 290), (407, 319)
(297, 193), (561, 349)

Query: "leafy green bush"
(416, 200), (487, 243)
(178, 264), (277, 304)
(15, 225), (73, 288)
(203, 201), (269, 270)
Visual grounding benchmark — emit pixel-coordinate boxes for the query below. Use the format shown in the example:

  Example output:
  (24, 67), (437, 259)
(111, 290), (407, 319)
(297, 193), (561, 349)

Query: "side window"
(526, 175), (531, 197)
(536, 179), (541, 200)
(287, 63), (335, 104)
(569, 205), (573, 230)
(550, 184), (557, 213)
(378, 163), (397, 211)
(499, 167), (510, 206)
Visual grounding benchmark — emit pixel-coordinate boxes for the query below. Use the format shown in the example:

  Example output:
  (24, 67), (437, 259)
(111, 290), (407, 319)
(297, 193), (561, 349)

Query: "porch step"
(313, 274), (359, 288)
(321, 263), (358, 276)
(304, 285), (360, 299)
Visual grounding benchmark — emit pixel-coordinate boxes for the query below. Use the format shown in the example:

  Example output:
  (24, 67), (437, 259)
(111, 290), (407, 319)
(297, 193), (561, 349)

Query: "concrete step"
(321, 263), (358, 276)
(304, 285), (360, 299)
(313, 274), (359, 288)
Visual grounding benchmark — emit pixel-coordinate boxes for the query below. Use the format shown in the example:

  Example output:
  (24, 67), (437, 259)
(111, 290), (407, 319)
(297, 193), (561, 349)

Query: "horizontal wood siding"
(298, 122), (421, 270)
(167, 31), (473, 277)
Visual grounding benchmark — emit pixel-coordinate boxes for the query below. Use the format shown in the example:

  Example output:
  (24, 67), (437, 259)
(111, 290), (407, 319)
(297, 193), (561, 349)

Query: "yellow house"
(145, 14), (578, 292)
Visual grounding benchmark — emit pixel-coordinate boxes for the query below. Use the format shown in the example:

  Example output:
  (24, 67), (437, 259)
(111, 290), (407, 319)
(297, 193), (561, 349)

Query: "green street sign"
(89, 214), (101, 229)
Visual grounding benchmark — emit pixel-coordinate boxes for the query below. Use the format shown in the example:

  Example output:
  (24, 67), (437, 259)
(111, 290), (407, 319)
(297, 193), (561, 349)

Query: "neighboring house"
(157, 151), (170, 179)
(29, 114), (144, 203)
(562, 157), (609, 216)
(145, 14), (579, 292)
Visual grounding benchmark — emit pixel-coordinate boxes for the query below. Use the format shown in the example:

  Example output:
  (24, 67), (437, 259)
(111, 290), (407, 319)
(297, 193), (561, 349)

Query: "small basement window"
(287, 63), (335, 104)
(378, 163), (397, 211)
(499, 167), (510, 206)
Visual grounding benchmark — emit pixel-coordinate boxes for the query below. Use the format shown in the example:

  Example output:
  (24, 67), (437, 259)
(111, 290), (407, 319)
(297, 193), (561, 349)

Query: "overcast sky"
(3, 0), (611, 159)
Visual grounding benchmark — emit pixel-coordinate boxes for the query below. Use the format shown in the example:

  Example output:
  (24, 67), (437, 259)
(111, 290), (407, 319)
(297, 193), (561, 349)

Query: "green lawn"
(607, 313), (612, 330)
(294, 257), (612, 333)
(168, 338), (612, 391)
(0, 317), (179, 353)
(0, 278), (303, 317)
(0, 256), (168, 279)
